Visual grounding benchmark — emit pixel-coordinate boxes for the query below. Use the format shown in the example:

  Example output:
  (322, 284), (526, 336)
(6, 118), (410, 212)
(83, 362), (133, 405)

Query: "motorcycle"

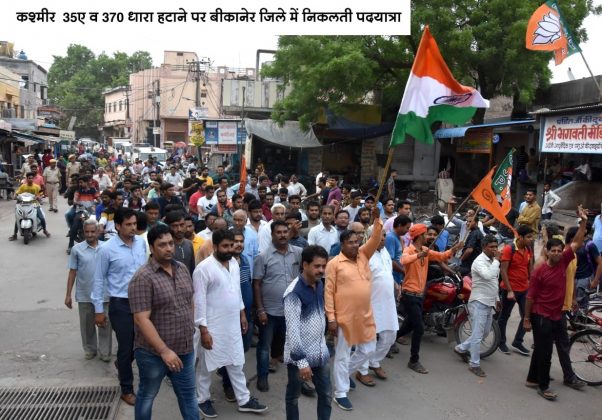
(72, 203), (92, 244)
(15, 192), (43, 244)
(398, 270), (501, 358)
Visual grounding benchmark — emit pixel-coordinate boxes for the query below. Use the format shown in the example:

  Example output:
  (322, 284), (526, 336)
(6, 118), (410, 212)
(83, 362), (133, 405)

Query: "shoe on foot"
(43, 230), (51, 237)
(468, 366), (487, 377)
(120, 393), (136, 406)
(564, 377), (586, 390)
(408, 361), (429, 374)
(454, 346), (469, 363)
(498, 343), (511, 354)
(99, 355), (111, 363)
(301, 381), (316, 397)
(355, 372), (376, 387)
(238, 396), (267, 413)
(333, 397), (353, 411)
(224, 386), (236, 402)
(369, 366), (388, 380)
(84, 352), (96, 360)
(256, 376), (269, 392)
(198, 400), (218, 417)
(512, 342), (530, 356)
(525, 381), (538, 388)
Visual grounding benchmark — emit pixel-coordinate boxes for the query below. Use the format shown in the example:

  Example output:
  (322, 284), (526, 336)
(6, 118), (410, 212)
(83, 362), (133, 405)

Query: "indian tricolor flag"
(390, 26), (489, 146)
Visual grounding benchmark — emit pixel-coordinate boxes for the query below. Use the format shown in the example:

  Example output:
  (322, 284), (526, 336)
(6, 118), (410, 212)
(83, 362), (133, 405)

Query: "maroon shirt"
(528, 248), (575, 321)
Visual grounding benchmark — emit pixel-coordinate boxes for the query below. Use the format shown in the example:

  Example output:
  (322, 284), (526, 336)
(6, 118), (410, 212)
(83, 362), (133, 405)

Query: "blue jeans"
(256, 314), (286, 378)
(286, 363), (332, 420)
(109, 297), (135, 394)
(497, 289), (527, 346)
(65, 206), (75, 228)
(576, 276), (593, 310)
(135, 349), (199, 420)
(458, 301), (493, 367)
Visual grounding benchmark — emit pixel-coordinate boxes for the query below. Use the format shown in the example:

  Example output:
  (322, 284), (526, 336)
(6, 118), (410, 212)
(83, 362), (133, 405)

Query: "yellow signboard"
(456, 128), (493, 154)
(189, 121), (205, 146)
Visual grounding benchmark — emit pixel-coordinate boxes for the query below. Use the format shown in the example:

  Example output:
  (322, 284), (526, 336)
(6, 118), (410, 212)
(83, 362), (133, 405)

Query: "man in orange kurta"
(399, 224), (462, 374)
(325, 207), (382, 411)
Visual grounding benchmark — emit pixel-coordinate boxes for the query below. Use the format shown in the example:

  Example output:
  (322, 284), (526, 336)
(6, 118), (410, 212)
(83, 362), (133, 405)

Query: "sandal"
(408, 361), (429, 374)
(525, 381), (538, 388)
(8, 235), (17, 241)
(537, 388), (557, 401)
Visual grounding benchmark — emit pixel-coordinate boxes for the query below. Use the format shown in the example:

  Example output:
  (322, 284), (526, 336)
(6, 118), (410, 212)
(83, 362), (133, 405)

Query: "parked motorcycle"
(398, 271), (501, 358)
(15, 192), (43, 244)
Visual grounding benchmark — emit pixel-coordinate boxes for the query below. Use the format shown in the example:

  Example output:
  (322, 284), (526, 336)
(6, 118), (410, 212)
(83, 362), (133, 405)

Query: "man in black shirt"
(459, 217), (483, 276)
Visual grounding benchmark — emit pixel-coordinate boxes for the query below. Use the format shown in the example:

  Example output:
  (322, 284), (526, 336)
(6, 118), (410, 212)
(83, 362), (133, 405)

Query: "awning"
(434, 119), (537, 139)
(244, 119), (323, 148)
(11, 132), (46, 145)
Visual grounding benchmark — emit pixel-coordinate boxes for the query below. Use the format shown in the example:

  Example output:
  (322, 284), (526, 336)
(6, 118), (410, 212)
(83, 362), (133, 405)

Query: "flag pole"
(374, 147), (395, 203)
(579, 50), (602, 100)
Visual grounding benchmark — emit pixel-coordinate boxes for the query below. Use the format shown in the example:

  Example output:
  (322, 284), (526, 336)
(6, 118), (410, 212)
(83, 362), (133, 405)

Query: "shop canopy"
(434, 119), (536, 139)
(244, 119), (323, 148)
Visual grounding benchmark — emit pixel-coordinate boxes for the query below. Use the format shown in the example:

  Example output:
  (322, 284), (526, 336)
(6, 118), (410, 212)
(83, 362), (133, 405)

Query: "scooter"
(15, 192), (43, 244)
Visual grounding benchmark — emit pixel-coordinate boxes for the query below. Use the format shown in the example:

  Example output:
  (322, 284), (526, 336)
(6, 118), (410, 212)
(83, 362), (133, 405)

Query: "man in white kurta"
(193, 252), (251, 408)
(360, 231), (399, 380)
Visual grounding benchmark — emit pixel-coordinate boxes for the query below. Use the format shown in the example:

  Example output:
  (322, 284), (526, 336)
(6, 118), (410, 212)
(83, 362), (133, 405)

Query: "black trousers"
(527, 313), (563, 391)
(397, 294), (424, 363)
(555, 313), (576, 382)
(109, 297), (135, 394)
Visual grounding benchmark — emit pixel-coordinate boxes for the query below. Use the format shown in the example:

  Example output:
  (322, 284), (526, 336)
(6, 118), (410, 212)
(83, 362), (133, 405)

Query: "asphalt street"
(0, 196), (600, 420)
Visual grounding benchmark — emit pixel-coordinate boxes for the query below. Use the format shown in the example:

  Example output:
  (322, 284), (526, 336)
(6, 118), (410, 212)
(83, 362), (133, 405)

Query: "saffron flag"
(526, 0), (580, 65)
(491, 149), (515, 215)
(472, 166), (518, 237)
(239, 156), (247, 194)
(390, 26), (489, 147)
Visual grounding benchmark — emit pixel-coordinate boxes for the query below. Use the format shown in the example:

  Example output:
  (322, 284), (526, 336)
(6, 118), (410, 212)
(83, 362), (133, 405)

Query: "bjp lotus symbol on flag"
(526, 0), (581, 65)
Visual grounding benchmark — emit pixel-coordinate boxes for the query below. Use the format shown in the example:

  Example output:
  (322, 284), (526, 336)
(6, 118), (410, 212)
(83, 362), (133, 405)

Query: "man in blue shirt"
(92, 208), (148, 406)
(385, 215), (412, 285)
(430, 215), (449, 251)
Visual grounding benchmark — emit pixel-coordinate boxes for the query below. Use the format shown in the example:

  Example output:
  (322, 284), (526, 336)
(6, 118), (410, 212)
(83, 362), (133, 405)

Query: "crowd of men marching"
(8, 150), (602, 419)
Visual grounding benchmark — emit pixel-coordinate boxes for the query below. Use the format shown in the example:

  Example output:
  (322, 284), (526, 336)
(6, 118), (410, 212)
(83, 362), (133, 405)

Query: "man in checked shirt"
(128, 224), (199, 420)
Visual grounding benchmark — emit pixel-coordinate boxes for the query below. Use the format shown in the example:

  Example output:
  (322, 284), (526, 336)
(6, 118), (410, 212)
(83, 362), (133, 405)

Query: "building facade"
(0, 52), (48, 120)
(102, 86), (129, 140)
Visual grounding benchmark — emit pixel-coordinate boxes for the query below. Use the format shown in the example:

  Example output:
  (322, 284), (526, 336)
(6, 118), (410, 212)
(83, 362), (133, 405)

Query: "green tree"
(48, 45), (152, 133)
(263, 0), (600, 128)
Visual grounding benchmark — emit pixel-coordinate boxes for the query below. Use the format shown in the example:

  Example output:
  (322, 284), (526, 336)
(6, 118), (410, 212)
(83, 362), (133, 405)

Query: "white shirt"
(542, 190), (561, 214)
(344, 205), (360, 223)
(287, 182), (307, 197)
(197, 195), (217, 217)
(165, 173), (184, 188)
(258, 220), (273, 253)
(369, 248), (399, 332)
(193, 255), (245, 371)
(94, 174), (113, 191)
(307, 223), (339, 254)
(197, 228), (213, 241)
(469, 252), (501, 307)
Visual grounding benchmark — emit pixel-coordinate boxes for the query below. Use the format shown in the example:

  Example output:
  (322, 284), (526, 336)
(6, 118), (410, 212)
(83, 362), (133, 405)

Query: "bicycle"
(568, 328), (602, 386)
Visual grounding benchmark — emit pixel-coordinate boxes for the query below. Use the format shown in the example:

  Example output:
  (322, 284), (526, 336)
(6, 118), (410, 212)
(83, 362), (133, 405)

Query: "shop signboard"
(456, 128), (493, 154)
(540, 112), (602, 154)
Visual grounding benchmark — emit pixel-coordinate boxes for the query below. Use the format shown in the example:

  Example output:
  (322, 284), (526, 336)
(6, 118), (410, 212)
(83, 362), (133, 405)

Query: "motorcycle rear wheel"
(454, 317), (500, 359)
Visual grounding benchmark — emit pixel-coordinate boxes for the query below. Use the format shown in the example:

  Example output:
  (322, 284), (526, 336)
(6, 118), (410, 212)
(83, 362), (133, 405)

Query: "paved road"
(0, 197), (600, 420)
